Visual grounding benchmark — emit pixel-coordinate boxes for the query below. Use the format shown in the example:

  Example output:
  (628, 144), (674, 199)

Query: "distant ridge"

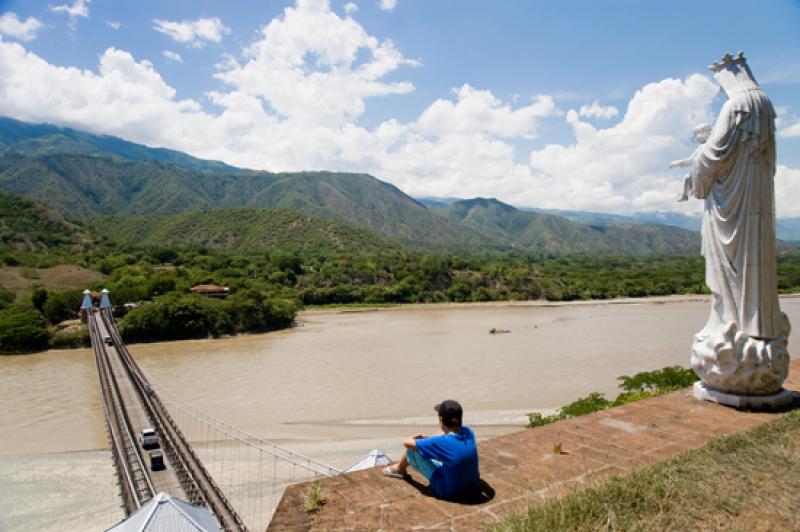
(0, 116), (238, 173)
(0, 116), (707, 254)
(420, 195), (800, 242)
(432, 197), (700, 255)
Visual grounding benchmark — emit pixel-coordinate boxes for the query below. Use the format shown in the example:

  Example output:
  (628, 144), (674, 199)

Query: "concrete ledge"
(693, 381), (795, 409)
(269, 360), (799, 531)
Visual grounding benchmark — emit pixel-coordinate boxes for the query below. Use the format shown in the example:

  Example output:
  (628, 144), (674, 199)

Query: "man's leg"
(394, 449), (410, 474)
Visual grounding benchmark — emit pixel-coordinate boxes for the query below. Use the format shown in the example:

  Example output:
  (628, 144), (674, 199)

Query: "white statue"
(679, 52), (791, 402)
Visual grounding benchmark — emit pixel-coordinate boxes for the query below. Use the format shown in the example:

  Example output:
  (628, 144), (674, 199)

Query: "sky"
(0, 0), (799, 216)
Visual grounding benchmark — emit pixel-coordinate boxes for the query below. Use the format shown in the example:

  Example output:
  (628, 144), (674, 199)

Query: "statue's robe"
(690, 87), (780, 339)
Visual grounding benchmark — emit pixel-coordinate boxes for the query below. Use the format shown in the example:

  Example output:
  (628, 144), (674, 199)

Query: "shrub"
(0, 288), (15, 310)
(618, 365), (698, 393)
(527, 366), (700, 429)
(0, 304), (50, 353)
(49, 327), (89, 348)
(303, 481), (325, 512)
(43, 288), (84, 324)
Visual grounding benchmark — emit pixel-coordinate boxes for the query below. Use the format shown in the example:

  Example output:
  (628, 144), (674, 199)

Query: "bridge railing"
(88, 312), (153, 512)
(101, 310), (247, 531)
(98, 307), (347, 529)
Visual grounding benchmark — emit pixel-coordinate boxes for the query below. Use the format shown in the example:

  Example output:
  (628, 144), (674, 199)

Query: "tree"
(31, 287), (48, 312)
(0, 288), (15, 311)
(0, 304), (50, 352)
(42, 288), (83, 324)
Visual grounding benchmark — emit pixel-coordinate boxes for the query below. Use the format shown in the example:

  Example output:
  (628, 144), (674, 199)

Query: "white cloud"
(0, 12), (42, 41)
(106, 20), (120, 30)
(50, 0), (90, 21)
(415, 84), (560, 139)
(0, 1), (795, 217)
(527, 75), (720, 212)
(379, 0), (397, 11)
(162, 50), (183, 63)
(776, 165), (800, 217)
(153, 17), (229, 48)
(344, 2), (359, 14)
(0, 39), (206, 149)
(578, 100), (619, 119)
(214, 0), (419, 127)
(779, 119), (800, 138)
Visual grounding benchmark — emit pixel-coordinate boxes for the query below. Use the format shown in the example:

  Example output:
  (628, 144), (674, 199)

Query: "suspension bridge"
(85, 290), (343, 531)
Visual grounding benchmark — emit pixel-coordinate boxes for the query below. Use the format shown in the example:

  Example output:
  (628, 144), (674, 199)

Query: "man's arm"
(403, 433), (424, 449)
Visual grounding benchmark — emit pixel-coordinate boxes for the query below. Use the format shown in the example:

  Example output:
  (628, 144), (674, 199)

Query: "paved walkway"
(269, 360), (800, 530)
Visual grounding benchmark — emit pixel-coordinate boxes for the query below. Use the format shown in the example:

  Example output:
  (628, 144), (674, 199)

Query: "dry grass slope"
(0, 265), (106, 298)
(491, 408), (800, 531)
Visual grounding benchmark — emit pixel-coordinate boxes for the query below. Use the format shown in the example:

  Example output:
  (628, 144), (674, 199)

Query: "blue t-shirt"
(415, 426), (479, 499)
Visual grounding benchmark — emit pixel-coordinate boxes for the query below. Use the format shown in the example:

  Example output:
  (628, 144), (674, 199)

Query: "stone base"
(693, 381), (795, 409)
(691, 313), (791, 395)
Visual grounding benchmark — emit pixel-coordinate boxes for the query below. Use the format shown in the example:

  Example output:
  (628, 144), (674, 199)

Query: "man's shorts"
(407, 448), (442, 481)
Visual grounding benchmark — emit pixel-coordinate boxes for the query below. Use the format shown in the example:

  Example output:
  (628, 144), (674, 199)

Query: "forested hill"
(93, 208), (404, 255)
(0, 153), (499, 251)
(0, 191), (97, 254)
(433, 198), (701, 255)
(0, 116), (237, 173)
(0, 116), (704, 255)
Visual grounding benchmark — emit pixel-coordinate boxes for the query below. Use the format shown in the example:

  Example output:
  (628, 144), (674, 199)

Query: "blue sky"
(1, 0), (799, 215)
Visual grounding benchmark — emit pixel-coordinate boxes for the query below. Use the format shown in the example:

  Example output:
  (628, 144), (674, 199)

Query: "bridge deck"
(95, 316), (186, 498)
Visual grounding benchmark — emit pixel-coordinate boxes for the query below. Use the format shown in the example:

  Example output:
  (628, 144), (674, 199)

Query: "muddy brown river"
(2, 296), (799, 530)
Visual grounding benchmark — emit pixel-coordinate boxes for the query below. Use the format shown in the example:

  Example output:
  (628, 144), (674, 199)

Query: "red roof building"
(189, 284), (229, 298)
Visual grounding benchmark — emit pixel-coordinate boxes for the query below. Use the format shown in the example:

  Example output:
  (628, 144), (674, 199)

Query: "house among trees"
(190, 284), (230, 298)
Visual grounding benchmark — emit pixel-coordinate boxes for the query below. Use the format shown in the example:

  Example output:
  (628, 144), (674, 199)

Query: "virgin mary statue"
(687, 52), (790, 397)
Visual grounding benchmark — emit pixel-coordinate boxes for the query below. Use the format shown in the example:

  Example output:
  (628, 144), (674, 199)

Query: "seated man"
(383, 399), (480, 499)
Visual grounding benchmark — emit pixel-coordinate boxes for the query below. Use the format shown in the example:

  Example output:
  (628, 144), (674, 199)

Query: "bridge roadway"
(89, 309), (247, 531)
(92, 312), (185, 499)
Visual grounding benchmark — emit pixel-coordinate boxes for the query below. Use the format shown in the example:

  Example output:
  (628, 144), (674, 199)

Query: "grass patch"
(303, 480), (325, 512)
(492, 408), (800, 531)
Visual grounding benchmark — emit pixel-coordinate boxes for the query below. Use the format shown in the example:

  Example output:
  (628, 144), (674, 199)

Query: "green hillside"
(0, 116), (237, 173)
(0, 151), (499, 251)
(0, 191), (96, 255)
(433, 198), (700, 254)
(0, 116), (703, 255)
(92, 208), (403, 255)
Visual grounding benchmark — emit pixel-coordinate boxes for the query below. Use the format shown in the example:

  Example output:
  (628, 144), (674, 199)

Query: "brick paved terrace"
(268, 360), (800, 531)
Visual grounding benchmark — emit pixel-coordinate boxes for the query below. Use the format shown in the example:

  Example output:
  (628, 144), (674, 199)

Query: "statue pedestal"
(691, 314), (791, 396)
(693, 381), (795, 409)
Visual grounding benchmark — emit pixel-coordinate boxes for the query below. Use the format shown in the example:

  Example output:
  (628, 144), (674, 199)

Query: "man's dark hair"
(434, 399), (463, 428)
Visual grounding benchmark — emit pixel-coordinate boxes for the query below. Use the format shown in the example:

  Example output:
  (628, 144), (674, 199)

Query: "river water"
(3, 296), (799, 530)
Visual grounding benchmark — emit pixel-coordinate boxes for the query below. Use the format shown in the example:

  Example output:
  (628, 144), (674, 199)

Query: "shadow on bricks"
(402, 476), (496, 505)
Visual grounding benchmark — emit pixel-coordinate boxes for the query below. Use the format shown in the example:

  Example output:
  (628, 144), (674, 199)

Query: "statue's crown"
(709, 51), (746, 73)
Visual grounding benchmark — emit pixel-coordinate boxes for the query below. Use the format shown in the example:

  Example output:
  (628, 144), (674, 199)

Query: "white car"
(139, 428), (159, 449)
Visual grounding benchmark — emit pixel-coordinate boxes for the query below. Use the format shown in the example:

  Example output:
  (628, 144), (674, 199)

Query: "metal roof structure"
(106, 492), (220, 532)
(342, 448), (392, 473)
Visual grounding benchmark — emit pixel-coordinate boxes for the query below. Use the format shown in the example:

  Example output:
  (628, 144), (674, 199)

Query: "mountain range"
(419, 198), (800, 242)
(0, 116), (711, 255)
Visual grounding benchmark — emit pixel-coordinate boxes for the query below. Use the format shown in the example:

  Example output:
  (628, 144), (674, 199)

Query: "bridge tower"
(100, 288), (112, 310)
(80, 289), (93, 323)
